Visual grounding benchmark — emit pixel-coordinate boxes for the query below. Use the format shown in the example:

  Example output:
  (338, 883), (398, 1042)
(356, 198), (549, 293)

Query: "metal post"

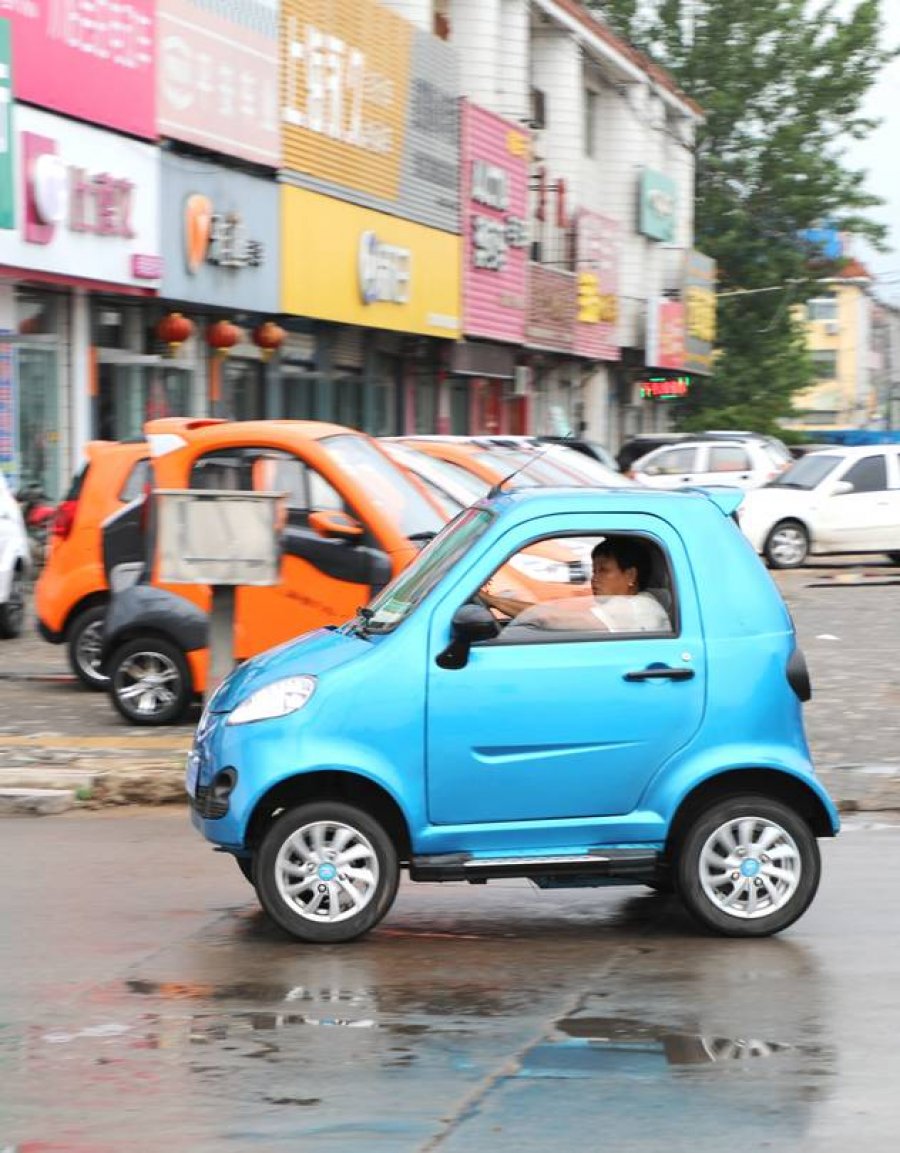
(205, 585), (236, 707)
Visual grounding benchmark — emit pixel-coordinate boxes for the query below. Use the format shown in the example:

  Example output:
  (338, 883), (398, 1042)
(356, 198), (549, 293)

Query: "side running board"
(409, 848), (658, 884)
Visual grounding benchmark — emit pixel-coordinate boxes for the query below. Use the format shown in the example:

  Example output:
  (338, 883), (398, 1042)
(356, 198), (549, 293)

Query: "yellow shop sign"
(281, 188), (461, 338)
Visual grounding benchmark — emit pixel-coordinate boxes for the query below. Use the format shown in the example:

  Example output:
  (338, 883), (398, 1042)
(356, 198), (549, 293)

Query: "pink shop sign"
(461, 103), (530, 344)
(6, 0), (155, 139)
(574, 210), (621, 361)
(157, 0), (279, 167)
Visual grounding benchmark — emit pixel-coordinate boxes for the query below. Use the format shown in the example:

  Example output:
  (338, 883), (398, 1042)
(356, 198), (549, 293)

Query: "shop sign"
(461, 102), (530, 344)
(281, 0), (459, 233)
(683, 249), (716, 375)
(158, 0), (278, 167)
(646, 298), (686, 371)
(526, 264), (577, 353)
(639, 375), (691, 400)
(5, 105), (160, 287)
(638, 170), (677, 243)
(0, 20), (12, 230)
(281, 185), (459, 339)
(160, 151), (277, 312)
(2, 0), (154, 139)
(574, 210), (621, 360)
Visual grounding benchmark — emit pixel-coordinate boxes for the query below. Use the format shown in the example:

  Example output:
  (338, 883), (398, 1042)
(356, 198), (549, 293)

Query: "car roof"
(485, 484), (744, 518)
(802, 444), (893, 459)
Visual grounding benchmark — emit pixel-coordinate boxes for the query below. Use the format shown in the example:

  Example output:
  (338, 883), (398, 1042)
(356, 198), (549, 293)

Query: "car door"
(692, 443), (756, 489)
(814, 452), (895, 552)
(425, 514), (707, 828)
(634, 445), (699, 489)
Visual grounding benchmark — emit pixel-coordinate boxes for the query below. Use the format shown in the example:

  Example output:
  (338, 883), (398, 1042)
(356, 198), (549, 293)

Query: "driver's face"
(591, 555), (636, 597)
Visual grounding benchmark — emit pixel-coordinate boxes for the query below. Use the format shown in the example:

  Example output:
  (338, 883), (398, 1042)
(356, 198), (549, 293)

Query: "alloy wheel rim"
(114, 651), (180, 716)
(77, 621), (106, 680)
(769, 526), (806, 566)
(275, 821), (379, 924)
(699, 815), (802, 919)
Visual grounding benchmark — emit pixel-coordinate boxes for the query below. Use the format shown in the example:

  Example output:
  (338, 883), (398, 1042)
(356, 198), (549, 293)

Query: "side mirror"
(309, 509), (365, 541)
(436, 604), (499, 670)
(828, 480), (854, 496)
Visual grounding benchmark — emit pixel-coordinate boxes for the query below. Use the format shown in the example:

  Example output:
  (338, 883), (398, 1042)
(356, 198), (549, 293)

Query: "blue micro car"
(187, 486), (839, 942)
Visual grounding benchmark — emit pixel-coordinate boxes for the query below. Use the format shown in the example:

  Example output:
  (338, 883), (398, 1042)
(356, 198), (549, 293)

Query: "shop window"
(221, 359), (264, 421)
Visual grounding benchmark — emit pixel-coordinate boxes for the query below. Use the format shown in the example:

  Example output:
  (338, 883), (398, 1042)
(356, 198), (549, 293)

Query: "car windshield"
(473, 447), (629, 489)
(361, 506), (494, 633)
(319, 434), (443, 539)
(767, 454), (842, 490)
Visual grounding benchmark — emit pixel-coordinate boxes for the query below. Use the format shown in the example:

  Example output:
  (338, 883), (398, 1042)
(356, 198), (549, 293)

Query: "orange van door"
(236, 452), (391, 656)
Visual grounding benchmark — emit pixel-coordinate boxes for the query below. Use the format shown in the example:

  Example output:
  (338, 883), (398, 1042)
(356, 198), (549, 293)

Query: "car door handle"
(624, 666), (695, 682)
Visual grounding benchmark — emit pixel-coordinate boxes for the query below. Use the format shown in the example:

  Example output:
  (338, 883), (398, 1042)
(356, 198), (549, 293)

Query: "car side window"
(650, 447), (695, 475)
(477, 532), (676, 644)
(119, 459), (151, 502)
(708, 446), (751, 473)
(842, 455), (887, 493)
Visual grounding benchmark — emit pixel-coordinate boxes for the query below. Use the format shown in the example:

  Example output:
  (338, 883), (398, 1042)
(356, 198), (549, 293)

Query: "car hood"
(207, 626), (371, 713)
(741, 486), (816, 514)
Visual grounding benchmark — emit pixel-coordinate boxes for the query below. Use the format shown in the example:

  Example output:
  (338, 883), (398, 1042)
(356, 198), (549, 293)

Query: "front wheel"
(108, 636), (192, 726)
(675, 795), (821, 937)
(255, 802), (400, 944)
(764, 520), (809, 569)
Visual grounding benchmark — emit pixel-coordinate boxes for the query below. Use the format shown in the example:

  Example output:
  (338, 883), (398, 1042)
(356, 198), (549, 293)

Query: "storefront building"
(279, 0), (460, 433)
(453, 102), (530, 433)
(0, 103), (161, 495)
(526, 263), (579, 436)
(0, 6), (158, 495)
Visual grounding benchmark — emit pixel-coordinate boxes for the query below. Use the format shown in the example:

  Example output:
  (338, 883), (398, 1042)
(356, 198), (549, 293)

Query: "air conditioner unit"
(823, 320), (840, 336)
(512, 366), (532, 396)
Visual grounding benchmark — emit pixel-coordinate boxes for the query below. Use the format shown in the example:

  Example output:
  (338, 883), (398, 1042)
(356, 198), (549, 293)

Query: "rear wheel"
(764, 520), (809, 569)
(67, 604), (109, 689)
(108, 636), (192, 726)
(886, 553), (900, 565)
(676, 795), (820, 937)
(0, 568), (25, 639)
(255, 802), (400, 944)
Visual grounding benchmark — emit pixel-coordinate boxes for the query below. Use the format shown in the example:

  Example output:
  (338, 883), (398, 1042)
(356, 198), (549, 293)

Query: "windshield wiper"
(347, 605), (375, 639)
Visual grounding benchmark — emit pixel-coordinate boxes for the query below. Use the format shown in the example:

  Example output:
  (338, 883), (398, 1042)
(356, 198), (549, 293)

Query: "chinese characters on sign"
(639, 376), (690, 400)
(470, 160), (528, 271)
(184, 193), (264, 274)
(646, 299), (686, 372)
(527, 264), (577, 352)
(25, 134), (135, 244)
(158, 0), (279, 166)
(683, 250), (717, 375)
(358, 230), (412, 305)
(574, 211), (621, 360)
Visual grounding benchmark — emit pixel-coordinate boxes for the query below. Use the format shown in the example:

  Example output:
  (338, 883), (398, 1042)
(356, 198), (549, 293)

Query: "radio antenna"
(487, 446), (551, 499)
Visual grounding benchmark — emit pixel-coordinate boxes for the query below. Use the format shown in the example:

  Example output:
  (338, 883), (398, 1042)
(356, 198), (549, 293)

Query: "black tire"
(67, 604), (109, 689)
(235, 855), (255, 885)
(0, 567), (25, 639)
(255, 801), (400, 944)
(886, 553), (900, 566)
(676, 794), (821, 937)
(763, 520), (809, 569)
(108, 635), (192, 726)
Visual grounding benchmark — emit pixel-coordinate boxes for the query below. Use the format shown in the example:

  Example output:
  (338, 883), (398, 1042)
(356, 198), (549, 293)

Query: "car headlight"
(226, 675), (317, 726)
(508, 553), (578, 583)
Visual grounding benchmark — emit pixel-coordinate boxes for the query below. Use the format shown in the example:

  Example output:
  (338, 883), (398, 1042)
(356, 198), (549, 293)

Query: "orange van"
(100, 418), (443, 725)
(35, 439), (151, 687)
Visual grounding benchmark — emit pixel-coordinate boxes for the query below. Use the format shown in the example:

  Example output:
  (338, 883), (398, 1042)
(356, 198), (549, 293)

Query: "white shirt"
(590, 592), (671, 633)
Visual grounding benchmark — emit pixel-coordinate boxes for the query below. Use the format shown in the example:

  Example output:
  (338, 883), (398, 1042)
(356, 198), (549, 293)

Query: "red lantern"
(252, 321), (286, 361)
(156, 312), (194, 354)
(206, 319), (240, 356)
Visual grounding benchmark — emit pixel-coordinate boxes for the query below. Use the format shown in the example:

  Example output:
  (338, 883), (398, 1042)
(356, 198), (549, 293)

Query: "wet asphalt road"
(2, 808), (900, 1152)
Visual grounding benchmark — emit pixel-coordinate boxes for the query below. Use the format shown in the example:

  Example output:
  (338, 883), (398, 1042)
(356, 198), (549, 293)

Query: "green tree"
(589, 0), (894, 433)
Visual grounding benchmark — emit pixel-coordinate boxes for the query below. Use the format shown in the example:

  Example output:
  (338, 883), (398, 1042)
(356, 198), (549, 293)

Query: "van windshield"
(361, 506), (494, 633)
(320, 434), (444, 540)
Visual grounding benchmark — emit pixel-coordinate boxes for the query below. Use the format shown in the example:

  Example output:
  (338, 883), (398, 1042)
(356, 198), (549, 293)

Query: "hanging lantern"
(156, 312), (194, 355)
(206, 319), (240, 356)
(252, 321), (286, 362)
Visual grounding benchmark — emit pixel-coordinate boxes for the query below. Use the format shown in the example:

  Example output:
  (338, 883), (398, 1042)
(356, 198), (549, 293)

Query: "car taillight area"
(51, 499), (78, 541)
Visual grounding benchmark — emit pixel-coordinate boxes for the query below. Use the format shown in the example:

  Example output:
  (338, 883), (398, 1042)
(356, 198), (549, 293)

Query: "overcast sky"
(843, 2), (900, 302)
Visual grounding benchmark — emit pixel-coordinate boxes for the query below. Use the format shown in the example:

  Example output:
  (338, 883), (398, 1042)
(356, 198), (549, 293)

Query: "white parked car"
(0, 472), (29, 638)
(630, 436), (789, 491)
(738, 445), (900, 568)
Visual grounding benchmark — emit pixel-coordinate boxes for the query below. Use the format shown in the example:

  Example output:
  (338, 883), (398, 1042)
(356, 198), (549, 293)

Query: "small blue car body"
(188, 486), (839, 941)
